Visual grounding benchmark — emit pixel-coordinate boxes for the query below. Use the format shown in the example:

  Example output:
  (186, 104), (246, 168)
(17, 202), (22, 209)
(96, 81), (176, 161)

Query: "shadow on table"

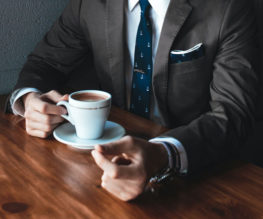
(240, 120), (263, 168)
(131, 160), (258, 218)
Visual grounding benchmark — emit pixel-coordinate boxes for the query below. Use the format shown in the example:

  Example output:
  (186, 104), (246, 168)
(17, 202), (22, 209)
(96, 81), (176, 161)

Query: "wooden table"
(0, 107), (263, 218)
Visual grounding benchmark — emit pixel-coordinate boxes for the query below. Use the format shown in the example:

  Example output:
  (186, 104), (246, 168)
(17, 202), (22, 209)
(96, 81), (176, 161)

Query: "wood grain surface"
(0, 107), (263, 218)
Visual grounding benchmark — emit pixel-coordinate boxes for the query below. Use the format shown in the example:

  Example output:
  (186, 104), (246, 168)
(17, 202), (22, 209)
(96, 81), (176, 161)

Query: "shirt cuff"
(10, 88), (41, 116)
(150, 137), (188, 174)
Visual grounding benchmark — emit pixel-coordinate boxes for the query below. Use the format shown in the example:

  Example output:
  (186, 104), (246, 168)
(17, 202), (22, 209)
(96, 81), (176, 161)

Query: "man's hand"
(91, 136), (168, 201)
(23, 90), (68, 138)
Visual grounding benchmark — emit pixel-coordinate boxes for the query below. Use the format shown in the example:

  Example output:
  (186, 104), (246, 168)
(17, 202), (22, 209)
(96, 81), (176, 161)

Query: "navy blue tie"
(130, 0), (152, 118)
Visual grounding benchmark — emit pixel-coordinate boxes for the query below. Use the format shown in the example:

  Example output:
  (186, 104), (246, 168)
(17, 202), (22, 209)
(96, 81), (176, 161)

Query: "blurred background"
(0, 0), (69, 95)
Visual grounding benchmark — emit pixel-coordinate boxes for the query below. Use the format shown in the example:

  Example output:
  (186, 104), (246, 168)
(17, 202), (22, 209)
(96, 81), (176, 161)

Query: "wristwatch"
(147, 167), (177, 193)
(147, 142), (179, 193)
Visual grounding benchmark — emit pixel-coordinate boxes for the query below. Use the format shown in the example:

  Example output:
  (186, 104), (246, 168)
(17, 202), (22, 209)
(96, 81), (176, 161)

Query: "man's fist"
(23, 90), (68, 138)
(92, 136), (168, 201)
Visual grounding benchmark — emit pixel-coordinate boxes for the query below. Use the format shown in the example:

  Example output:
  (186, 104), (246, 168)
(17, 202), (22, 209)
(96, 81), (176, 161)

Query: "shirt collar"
(128, 0), (138, 12)
(128, 0), (170, 17)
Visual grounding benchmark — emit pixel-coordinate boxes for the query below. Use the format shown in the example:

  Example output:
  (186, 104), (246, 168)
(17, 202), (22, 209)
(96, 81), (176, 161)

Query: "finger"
(111, 156), (131, 165)
(101, 180), (129, 201)
(101, 175), (128, 199)
(102, 173), (146, 188)
(41, 90), (63, 103)
(26, 119), (58, 133)
(92, 150), (138, 179)
(25, 127), (51, 138)
(101, 175), (140, 201)
(107, 164), (138, 179)
(92, 150), (136, 179)
(30, 97), (66, 115)
(60, 94), (69, 101)
(91, 150), (118, 175)
(95, 136), (137, 155)
(25, 110), (64, 125)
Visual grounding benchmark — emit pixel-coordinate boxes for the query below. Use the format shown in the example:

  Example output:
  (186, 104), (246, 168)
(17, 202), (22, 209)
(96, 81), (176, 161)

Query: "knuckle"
(136, 183), (145, 194)
(136, 169), (147, 183)
(47, 90), (55, 96)
(49, 90), (61, 100)
(52, 90), (58, 95)
(24, 109), (32, 119)
(39, 103), (48, 114)
(97, 157), (104, 167)
(39, 93), (46, 99)
(25, 126), (31, 134)
(124, 135), (132, 141)
(101, 182), (106, 189)
(125, 135), (134, 144)
(127, 193), (136, 201)
(40, 132), (49, 138)
(140, 175), (147, 184)
(129, 191), (140, 201)
(110, 168), (119, 179)
(101, 174), (108, 182)
(119, 196), (128, 201)
(43, 116), (52, 125)
(24, 110), (29, 118)
(44, 124), (53, 132)
(58, 116), (65, 122)
(119, 193), (132, 202)
(25, 120), (31, 129)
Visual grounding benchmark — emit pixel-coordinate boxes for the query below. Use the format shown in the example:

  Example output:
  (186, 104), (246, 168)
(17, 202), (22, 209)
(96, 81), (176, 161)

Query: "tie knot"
(139, 0), (150, 15)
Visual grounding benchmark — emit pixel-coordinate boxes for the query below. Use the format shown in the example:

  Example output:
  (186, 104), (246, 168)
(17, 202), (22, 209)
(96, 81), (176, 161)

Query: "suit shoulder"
(188, 0), (253, 25)
(188, 0), (250, 11)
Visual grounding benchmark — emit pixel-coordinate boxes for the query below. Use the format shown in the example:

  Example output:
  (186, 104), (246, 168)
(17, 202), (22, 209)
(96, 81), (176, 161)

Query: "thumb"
(41, 90), (63, 103)
(60, 94), (69, 101)
(95, 136), (136, 155)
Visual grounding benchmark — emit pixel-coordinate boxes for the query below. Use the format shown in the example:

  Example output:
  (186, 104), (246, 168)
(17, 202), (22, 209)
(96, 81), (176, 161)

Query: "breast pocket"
(169, 56), (205, 76)
(167, 56), (210, 124)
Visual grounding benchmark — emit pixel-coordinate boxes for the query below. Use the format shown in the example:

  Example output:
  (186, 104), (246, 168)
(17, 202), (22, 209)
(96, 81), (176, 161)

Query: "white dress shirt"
(10, 0), (188, 173)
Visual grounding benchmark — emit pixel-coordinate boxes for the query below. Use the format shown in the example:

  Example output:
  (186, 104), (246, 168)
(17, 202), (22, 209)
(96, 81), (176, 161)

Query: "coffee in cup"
(57, 90), (111, 139)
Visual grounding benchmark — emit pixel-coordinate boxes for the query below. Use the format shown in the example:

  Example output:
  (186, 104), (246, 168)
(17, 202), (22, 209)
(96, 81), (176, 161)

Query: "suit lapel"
(153, 0), (192, 126)
(106, 0), (126, 108)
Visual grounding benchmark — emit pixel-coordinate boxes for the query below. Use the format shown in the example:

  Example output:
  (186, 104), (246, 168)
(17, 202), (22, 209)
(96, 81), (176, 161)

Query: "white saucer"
(53, 121), (125, 149)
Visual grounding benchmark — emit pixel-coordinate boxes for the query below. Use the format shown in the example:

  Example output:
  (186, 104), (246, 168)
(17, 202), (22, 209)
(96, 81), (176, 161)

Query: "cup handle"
(57, 101), (75, 125)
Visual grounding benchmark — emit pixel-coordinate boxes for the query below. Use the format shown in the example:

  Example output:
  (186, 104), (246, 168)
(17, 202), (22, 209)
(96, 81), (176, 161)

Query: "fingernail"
(94, 144), (102, 151)
(61, 108), (67, 115)
(101, 174), (106, 181)
(120, 193), (127, 200)
(62, 94), (69, 101)
(91, 150), (97, 158)
(101, 182), (106, 188)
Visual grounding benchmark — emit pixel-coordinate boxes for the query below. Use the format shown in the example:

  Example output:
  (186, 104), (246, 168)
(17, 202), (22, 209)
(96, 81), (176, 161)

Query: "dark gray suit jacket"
(12, 0), (259, 173)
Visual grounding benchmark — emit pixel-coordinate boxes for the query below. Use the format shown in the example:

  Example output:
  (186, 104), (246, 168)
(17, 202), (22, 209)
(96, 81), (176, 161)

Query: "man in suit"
(9, 0), (258, 201)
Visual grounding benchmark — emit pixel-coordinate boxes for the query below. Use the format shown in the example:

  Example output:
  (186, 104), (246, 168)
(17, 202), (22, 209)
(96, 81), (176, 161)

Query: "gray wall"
(0, 0), (69, 94)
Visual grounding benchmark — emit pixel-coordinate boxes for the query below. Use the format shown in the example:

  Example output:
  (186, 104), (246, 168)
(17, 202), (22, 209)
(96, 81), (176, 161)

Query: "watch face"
(147, 169), (176, 193)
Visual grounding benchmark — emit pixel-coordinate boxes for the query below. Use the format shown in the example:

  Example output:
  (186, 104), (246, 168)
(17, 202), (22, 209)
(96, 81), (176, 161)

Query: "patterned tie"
(130, 0), (152, 118)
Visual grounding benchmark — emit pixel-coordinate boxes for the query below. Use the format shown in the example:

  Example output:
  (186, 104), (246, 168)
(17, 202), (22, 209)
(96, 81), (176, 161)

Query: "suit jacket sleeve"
(13, 0), (90, 93)
(163, 0), (259, 173)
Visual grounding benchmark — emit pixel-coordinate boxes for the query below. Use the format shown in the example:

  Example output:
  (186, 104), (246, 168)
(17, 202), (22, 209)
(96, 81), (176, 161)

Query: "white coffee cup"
(57, 90), (111, 139)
